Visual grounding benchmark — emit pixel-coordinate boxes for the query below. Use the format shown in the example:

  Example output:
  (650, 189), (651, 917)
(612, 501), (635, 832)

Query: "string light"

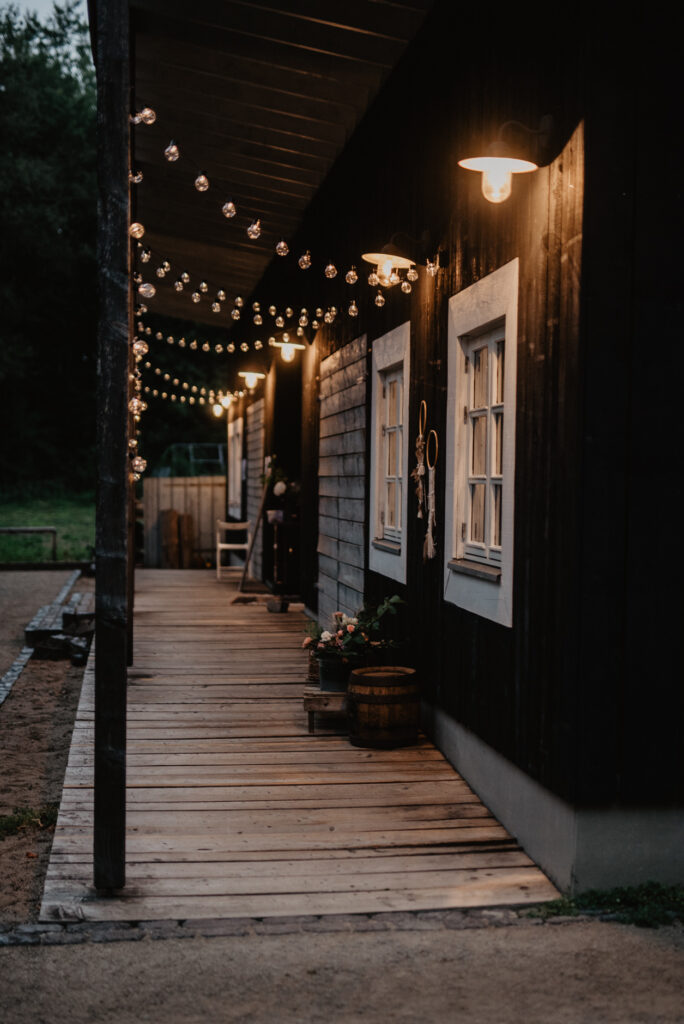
(324, 263), (337, 279)
(275, 239), (289, 256)
(164, 141), (180, 162)
(129, 170), (143, 184)
(222, 200), (236, 218)
(298, 251), (312, 269)
(129, 222), (145, 239)
(194, 173), (210, 192)
(345, 266), (358, 284)
(130, 106), (156, 125)
(374, 290), (386, 307)
(138, 282), (156, 298)
(247, 219), (261, 240)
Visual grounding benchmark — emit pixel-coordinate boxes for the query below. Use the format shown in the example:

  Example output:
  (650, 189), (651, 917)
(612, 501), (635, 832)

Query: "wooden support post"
(93, 0), (130, 891)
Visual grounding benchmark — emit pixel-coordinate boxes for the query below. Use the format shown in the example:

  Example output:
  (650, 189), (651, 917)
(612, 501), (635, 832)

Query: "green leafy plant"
(527, 882), (684, 928)
(0, 803), (59, 841)
(302, 595), (405, 662)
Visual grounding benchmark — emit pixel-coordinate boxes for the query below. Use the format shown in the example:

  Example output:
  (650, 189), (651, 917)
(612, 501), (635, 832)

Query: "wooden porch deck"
(41, 570), (558, 921)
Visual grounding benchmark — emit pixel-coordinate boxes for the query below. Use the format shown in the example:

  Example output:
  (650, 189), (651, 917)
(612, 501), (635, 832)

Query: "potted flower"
(302, 596), (405, 692)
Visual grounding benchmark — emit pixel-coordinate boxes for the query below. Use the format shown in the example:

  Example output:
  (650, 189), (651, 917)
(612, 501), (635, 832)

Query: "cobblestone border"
(0, 908), (600, 946)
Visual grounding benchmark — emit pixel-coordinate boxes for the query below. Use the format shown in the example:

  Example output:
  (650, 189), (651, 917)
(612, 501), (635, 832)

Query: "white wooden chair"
(216, 519), (251, 581)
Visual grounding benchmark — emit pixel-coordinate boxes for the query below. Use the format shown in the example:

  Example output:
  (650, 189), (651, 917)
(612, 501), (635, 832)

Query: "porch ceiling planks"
(127, 0), (435, 325)
(40, 570), (558, 921)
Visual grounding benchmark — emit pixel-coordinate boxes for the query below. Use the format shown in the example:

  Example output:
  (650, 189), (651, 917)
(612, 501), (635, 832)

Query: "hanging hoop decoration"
(423, 429), (438, 561)
(410, 399), (428, 519)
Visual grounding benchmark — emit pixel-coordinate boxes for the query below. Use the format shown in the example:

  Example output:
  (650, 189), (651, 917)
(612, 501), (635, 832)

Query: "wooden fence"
(143, 476), (226, 568)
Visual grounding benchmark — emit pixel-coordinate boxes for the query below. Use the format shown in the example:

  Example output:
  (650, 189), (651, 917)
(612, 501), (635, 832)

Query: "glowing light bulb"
(222, 200), (236, 218)
(368, 271), (379, 287)
(345, 266), (358, 284)
(299, 314), (308, 326)
(458, 154), (537, 203)
(312, 319), (320, 330)
(191, 292), (201, 303)
(247, 219), (261, 239)
(401, 280), (412, 294)
(280, 343), (295, 362)
(389, 270), (400, 285)
(426, 259), (438, 278)
(217, 289), (226, 301)
(178, 338), (186, 347)
(235, 296), (244, 307)
(220, 394), (233, 409)
(140, 107), (156, 125)
(131, 455), (147, 473)
(324, 311), (333, 324)
(212, 302), (221, 313)
(268, 305), (276, 316)
(129, 222), (145, 239)
(276, 239), (289, 256)
(132, 338), (149, 356)
(285, 308), (293, 318)
(129, 438), (138, 449)
(380, 258), (394, 281)
(195, 173), (210, 192)
(240, 342), (249, 352)
(190, 340), (197, 350)
(407, 266), (419, 282)
(212, 403), (224, 417)
(140, 248), (151, 263)
(315, 307), (323, 317)
(348, 301), (358, 317)
(138, 282), (156, 298)
(181, 271), (190, 283)
(129, 396), (144, 414)
(253, 301), (260, 311)
(374, 290), (385, 307)
(298, 251), (312, 269)
(174, 279), (183, 291)
(254, 314), (263, 325)
(325, 263), (337, 279)
(162, 260), (171, 272)
(254, 340), (263, 350)
(164, 141), (180, 162)
(133, 272), (142, 284)
(155, 266), (166, 278)
(244, 373), (259, 390)
(202, 342), (210, 352)
(231, 308), (240, 320)
(227, 343), (235, 353)
(296, 326), (304, 337)
(199, 281), (208, 293)
(275, 315), (284, 328)
(129, 170), (143, 184)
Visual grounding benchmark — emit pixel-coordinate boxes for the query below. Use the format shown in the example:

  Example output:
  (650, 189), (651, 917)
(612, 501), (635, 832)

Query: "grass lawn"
(0, 493), (95, 562)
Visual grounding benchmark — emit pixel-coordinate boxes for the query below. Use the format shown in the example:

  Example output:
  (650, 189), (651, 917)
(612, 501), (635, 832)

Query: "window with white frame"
(444, 260), (518, 627)
(369, 321), (410, 584)
(227, 415), (243, 518)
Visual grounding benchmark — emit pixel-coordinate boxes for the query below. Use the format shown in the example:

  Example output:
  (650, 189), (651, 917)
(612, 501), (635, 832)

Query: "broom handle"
(237, 479), (269, 593)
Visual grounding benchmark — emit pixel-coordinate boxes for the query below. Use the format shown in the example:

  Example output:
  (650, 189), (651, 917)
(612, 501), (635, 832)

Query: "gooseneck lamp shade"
(459, 141), (537, 204)
(361, 241), (415, 287)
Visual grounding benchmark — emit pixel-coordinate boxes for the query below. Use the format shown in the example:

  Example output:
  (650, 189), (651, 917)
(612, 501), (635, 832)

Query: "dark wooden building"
(92, 1), (682, 892)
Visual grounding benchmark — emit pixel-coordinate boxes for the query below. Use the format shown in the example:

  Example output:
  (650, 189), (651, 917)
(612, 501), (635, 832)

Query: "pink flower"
(347, 624), (355, 633)
(337, 629), (344, 637)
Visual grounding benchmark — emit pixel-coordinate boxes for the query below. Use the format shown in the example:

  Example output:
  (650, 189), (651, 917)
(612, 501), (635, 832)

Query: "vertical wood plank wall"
(317, 337), (367, 623)
(246, 399), (265, 579)
(142, 477), (227, 567)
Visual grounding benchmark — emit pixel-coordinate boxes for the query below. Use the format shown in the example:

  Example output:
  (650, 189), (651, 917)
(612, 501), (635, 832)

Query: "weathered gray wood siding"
(143, 477), (227, 567)
(317, 336), (367, 625)
(246, 399), (265, 579)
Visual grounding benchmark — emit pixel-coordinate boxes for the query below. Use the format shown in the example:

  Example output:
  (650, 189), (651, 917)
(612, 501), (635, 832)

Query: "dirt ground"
(0, 571), (92, 923)
(2, 921), (684, 1023)
(0, 570), (682, 1023)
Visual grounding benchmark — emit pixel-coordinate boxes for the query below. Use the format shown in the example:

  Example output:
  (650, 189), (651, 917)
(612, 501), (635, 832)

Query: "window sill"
(372, 538), (401, 556)
(448, 558), (501, 583)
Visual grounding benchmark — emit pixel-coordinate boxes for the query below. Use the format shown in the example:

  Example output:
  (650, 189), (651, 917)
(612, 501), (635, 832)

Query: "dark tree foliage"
(0, 2), (96, 489)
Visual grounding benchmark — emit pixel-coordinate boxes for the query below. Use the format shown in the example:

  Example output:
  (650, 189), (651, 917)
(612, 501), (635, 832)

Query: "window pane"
(396, 377), (403, 425)
(473, 346), (488, 408)
(493, 412), (503, 475)
(387, 429), (397, 476)
(470, 483), (485, 543)
(387, 379), (397, 427)
(492, 484), (502, 546)
(495, 340), (505, 404)
(471, 414), (487, 475)
(396, 482), (402, 531)
(386, 482), (396, 528)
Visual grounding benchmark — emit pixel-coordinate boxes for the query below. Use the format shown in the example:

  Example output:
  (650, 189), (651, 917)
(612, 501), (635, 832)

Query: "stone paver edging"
(0, 908), (600, 946)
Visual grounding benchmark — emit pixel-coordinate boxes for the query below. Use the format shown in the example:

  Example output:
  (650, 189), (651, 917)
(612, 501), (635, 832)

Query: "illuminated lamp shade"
(272, 338), (305, 363)
(458, 142), (537, 204)
(362, 242), (415, 289)
(238, 370), (266, 391)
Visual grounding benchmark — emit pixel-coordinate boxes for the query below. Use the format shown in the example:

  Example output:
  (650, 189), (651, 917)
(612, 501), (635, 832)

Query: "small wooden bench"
(303, 686), (346, 734)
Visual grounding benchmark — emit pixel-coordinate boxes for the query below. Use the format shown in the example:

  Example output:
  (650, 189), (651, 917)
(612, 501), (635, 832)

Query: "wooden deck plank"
(41, 570), (558, 921)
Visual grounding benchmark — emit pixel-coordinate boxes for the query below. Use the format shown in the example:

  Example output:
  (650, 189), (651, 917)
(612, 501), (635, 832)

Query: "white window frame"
(369, 321), (410, 584)
(444, 259), (518, 627)
(227, 415), (244, 518)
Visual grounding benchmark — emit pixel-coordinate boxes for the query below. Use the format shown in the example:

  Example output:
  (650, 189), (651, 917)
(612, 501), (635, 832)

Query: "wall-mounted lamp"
(361, 241), (415, 288)
(459, 116), (553, 203)
(238, 370), (266, 392)
(269, 333), (306, 363)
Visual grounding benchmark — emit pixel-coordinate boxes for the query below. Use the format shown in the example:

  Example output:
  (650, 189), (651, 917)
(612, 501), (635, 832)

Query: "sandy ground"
(0, 570), (682, 1023)
(1, 922), (684, 1023)
(0, 571), (92, 922)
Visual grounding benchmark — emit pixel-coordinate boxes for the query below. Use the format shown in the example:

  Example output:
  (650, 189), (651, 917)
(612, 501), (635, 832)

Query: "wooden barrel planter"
(347, 666), (419, 748)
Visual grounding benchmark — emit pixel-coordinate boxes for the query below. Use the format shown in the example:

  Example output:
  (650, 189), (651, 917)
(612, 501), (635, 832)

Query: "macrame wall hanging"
(410, 400), (427, 519)
(423, 429), (438, 561)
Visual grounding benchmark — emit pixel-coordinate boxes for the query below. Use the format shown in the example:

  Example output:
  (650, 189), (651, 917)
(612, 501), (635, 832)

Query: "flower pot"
(316, 655), (349, 692)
